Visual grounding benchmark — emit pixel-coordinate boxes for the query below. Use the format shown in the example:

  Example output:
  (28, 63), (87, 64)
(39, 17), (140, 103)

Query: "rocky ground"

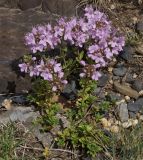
(1, 0), (143, 160)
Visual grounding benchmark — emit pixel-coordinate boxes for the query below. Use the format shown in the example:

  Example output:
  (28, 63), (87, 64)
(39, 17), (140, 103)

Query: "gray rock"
(57, 113), (70, 128)
(126, 73), (134, 83)
(33, 125), (53, 147)
(136, 20), (143, 34)
(113, 67), (127, 77)
(94, 87), (101, 96)
(129, 111), (137, 118)
(11, 95), (28, 104)
(132, 80), (143, 92)
(112, 76), (119, 81)
(107, 92), (122, 102)
(0, 8), (55, 93)
(18, 0), (42, 10)
(114, 81), (139, 99)
(0, 106), (39, 124)
(118, 103), (129, 122)
(42, 0), (77, 16)
(120, 46), (134, 62)
(127, 103), (141, 112)
(127, 98), (143, 114)
(98, 74), (109, 87)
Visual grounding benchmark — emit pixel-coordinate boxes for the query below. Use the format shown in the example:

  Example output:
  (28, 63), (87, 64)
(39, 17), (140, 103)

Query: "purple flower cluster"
(20, 6), (125, 87)
(80, 60), (101, 80)
(19, 58), (67, 91)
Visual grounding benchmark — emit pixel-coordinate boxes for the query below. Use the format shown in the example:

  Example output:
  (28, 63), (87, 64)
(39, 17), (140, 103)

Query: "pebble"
(122, 121), (132, 128)
(113, 67), (127, 77)
(125, 96), (130, 101)
(98, 74), (109, 87)
(114, 81), (139, 99)
(116, 99), (125, 105)
(120, 46), (134, 61)
(132, 80), (143, 92)
(131, 119), (138, 126)
(101, 118), (111, 128)
(139, 115), (143, 121)
(128, 98), (143, 113)
(133, 73), (138, 79)
(110, 125), (119, 133)
(118, 103), (129, 122)
(108, 67), (113, 73)
(1, 99), (12, 110)
(139, 90), (143, 96)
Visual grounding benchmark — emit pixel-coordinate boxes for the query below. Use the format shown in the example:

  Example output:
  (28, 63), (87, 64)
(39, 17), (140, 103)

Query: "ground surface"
(1, 0), (143, 160)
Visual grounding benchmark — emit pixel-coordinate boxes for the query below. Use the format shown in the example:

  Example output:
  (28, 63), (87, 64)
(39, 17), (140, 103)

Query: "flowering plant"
(19, 6), (125, 92)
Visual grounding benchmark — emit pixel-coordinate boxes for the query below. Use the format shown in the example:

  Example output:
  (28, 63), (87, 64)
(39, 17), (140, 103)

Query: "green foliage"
(56, 79), (111, 157)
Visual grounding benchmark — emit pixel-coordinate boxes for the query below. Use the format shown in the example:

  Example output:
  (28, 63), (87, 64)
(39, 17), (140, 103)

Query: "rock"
(127, 102), (141, 112)
(114, 81), (139, 99)
(57, 114), (70, 128)
(127, 98), (143, 114)
(1, 99), (12, 110)
(62, 81), (77, 100)
(132, 80), (143, 92)
(42, 0), (77, 16)
(18, 0), (42, 10)
(118, 103), (129, 122)
(106, 92), (122, 102)
(129, 111), (137, 118)
(110, 125), (119, 133)
(119, 46), (134, 62)
(136, 20), (143, 34)
(33, 125), (53, 147)
(113, 67), (127, 77)
(11, 95), (28, 104)
(126, 73), (134, 83)
(0, 8), (55, 93)
(94, 87), (101, 96)
(0, 106), (39, 124)
(98, 74), (109, 87)
(132, 119), (138, 126)
(122, 121), (132, 128)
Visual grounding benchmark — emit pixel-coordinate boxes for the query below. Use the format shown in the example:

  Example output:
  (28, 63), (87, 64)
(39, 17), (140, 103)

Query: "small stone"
(114, 81), (139, 99)
(132, 80), (143, 92)
(132, 17), (138, 24)
(98, 74), (109, 87)
(109, 79), (113, 84)
(139, 115), (143, 121)
(2, 99), (12, 110)
(127, 98), (143, 114)
(136, 20), (143, 34)
(122, 121), (132, 128)
(110, 4), (116, 10)
(131, 119), (138, 126)
(101, 118), (111, 128)
(133, 73), (138, 79)
(115, 120), (121, 126)
(118, 103), (129, 122)
(110, 125), (119, 133)
(127, 102), (141, 112)
(125, 96), (130, 101)
(108, 67), (113, 72)
(113, 67), (127, 77)
(107, 92), (122, 102)
(139, 90), (143, 96)
(129, 111), (137, 118)
(116, 99), (125, 105)
(120, 46), (134, 62)
(113, 58), (117, 62)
